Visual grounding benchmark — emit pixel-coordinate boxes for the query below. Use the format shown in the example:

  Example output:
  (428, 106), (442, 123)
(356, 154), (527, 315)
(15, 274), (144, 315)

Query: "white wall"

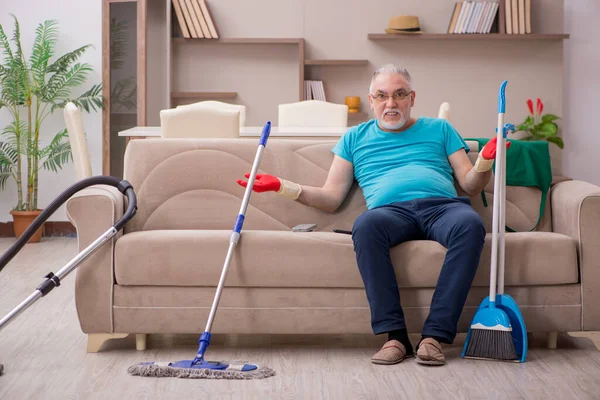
(563, 1), (600, 185)
(0, 0), (102, 222)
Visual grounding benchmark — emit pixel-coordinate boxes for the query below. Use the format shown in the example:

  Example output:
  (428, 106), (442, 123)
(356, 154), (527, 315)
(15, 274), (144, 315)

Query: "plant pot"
(10, 210), (44, 243)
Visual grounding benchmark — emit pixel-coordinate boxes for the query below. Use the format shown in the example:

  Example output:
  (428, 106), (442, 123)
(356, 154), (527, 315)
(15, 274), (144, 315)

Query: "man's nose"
(385, 96), (397, 107)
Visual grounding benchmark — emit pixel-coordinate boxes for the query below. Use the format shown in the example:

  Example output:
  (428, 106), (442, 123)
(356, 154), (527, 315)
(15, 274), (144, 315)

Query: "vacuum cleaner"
(0, 175), (138, 375)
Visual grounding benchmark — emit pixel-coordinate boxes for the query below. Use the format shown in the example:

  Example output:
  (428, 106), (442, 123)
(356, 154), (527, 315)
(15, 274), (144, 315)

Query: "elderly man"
(237, 64), (506, 366)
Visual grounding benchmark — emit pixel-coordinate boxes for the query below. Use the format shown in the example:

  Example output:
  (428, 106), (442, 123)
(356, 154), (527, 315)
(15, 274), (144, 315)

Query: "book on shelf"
(447, 1), (499, 34)
(304, 80), (326, 101)
(504, 0), (531, 34)
(172, 0), (219, 39)
(447, 0), (531, 35)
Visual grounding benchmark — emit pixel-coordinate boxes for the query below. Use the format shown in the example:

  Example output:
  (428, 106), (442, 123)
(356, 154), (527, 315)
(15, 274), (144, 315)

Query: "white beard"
(378, 109), (408, 130)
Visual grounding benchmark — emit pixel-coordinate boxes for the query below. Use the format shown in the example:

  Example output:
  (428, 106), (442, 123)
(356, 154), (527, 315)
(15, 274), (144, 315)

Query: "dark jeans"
(351, 197), (486, 344)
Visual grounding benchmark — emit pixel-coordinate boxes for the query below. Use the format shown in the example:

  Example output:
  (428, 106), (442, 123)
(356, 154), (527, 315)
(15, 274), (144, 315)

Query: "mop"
(0, 175), (138, 376)
(127, 121), (276, 379)
(462, 81), (527, 362)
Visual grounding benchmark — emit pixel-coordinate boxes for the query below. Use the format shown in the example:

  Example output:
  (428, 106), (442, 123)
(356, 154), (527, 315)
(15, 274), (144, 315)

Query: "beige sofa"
(65, 138), (600, 353)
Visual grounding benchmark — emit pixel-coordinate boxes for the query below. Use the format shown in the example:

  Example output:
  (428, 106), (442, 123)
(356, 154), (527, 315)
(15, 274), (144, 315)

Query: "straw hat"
(385, 16), (423, 34)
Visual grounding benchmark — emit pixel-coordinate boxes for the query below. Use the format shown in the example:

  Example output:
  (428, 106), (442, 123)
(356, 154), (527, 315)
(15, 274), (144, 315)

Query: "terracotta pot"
(10, 210), (44, 243)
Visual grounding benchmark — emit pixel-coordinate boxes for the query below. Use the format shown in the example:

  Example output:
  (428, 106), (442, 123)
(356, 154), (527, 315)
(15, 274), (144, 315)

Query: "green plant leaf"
(52, 83), (103, 112)
(0, 140), (17, 189)
(0, 140), (18, 165)
(46, 44), (91, 74)
(546, 136), (564, 149)
(0, 171), (13, 190)
(536, 122), (558, 136)
(528, 128), (546, 139)
(40, 129), (72, 172)
(542, 114), (561, 123)
(515, 123), (529, 132)
(45, 63), (92, 103)
(0, 20), (15, 66)
(41, 143), (71, 172)
(2, 119), (29, 153)
(30, 19), (59, 87)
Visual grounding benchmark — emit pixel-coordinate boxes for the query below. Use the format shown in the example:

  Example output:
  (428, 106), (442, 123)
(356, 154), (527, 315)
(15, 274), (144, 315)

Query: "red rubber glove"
(481, 136), (511, 160)
(236, 173), (281, 193)
(474, 137), (511, 172)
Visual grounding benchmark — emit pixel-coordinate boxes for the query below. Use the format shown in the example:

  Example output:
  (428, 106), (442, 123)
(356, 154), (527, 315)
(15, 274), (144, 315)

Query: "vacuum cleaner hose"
(0, 176), (137, 273)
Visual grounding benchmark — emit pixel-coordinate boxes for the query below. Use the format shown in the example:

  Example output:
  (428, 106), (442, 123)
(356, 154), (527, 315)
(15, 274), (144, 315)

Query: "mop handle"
(488, 81), (508, 304)
(203, 121), (271, 334)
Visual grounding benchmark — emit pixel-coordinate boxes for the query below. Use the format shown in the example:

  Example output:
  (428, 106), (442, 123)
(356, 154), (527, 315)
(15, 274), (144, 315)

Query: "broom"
(128, 121), (276, 379)
(462, 81), (518, 361)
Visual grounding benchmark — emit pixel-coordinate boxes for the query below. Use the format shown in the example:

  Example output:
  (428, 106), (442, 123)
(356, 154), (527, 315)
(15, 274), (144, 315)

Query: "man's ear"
(410, 91), (416, 107)
(368, 95), (375, 111)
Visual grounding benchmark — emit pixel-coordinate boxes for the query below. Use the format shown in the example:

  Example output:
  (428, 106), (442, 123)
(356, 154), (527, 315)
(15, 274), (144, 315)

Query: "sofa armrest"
(65, 185), (124, 333)
(551, 180), (600, 330)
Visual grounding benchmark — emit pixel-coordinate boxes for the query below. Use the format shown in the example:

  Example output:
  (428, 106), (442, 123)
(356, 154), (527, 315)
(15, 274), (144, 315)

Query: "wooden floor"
(1, 238), (600, 400)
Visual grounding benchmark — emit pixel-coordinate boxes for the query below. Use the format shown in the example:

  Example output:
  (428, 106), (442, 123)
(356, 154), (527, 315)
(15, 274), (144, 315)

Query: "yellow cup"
(345, 96), (361, 113)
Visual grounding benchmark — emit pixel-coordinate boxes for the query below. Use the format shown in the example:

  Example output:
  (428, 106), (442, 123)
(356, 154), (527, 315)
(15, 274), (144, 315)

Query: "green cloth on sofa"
(466, 138), (552, 232)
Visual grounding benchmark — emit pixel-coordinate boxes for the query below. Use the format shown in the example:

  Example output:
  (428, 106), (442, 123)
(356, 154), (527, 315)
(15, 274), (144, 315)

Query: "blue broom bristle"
(464, 328), (518, 360)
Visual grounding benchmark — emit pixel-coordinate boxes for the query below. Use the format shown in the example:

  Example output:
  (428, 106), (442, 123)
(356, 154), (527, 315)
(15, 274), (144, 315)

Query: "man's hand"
(474, 137), (511, 173)
(236, 173), (302, 200)
(237, 173), (281, 192)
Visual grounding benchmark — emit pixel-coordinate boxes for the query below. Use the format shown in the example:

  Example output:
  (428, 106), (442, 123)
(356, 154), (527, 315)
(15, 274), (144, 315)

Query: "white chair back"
(160, 106), (240, 138)
(438, 102), (451, 121)
(63, 102), (92, 180)
(176, 101), (246, 127)
(278, 100), (348, 128)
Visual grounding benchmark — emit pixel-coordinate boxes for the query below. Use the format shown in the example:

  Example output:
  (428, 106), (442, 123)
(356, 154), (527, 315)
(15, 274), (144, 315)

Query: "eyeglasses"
(370, 90), (413, 103)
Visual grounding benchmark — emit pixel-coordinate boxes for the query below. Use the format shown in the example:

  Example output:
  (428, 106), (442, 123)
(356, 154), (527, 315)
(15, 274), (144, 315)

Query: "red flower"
(536, 98), (544, 116)
(527, 99), (534, 116)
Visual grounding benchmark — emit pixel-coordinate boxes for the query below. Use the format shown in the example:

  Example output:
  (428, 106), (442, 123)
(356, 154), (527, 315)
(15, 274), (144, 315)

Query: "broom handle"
(497, 120), (507, 296)
(489, 114), (503, 303)
(489, 81), (508, 303)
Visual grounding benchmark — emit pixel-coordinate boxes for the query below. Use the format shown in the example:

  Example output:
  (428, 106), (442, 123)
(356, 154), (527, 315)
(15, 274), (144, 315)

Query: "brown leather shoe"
(371, 340), (413, 365)
(415, 338), (446, 366)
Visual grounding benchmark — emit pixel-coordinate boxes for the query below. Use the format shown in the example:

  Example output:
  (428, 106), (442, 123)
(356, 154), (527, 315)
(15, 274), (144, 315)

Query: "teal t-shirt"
(332, 117), (470, 209)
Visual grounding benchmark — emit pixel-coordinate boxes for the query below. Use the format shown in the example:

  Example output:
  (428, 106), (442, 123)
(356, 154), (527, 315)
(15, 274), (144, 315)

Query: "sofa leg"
(567, 331), (600, 351)
(136, 334), (147, 351)
(547, 332), (558, 349)
(87, 333), (129, 353)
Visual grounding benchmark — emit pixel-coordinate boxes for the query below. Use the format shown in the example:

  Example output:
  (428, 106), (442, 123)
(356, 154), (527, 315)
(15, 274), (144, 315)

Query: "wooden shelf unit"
(171, 37), (306, 103)
(367, 33), (570, 40)
(173, 37), (303, 45)
(305, 59), (369, 66)
(171, 91), (238, 99)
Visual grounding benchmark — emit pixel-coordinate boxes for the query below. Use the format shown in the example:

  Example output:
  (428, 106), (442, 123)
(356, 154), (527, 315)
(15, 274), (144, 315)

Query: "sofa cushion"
(114, 230), (578, 288)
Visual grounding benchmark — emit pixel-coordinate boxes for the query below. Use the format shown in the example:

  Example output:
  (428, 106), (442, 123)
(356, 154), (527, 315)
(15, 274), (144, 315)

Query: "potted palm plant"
(0, 15), (102, 242)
